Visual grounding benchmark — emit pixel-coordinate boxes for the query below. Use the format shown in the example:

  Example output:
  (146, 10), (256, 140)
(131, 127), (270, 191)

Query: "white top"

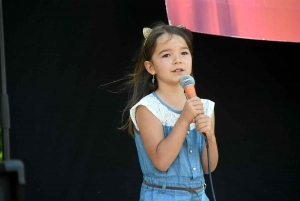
(130, 92), (215, 131)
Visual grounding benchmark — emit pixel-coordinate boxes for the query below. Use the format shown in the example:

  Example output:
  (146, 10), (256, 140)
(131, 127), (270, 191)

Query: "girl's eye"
(162, 54), (170, 58)
(182, 52), (189, 55)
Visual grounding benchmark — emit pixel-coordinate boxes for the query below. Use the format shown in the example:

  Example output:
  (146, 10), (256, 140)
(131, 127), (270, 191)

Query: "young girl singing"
(121, 22), (218, 201)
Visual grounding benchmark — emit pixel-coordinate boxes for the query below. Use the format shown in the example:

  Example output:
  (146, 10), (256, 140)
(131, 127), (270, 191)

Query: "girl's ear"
(144, 61), (156, 75)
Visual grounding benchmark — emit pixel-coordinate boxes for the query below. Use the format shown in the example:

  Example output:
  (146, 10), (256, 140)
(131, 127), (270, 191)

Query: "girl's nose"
(173, 56), (182, 64)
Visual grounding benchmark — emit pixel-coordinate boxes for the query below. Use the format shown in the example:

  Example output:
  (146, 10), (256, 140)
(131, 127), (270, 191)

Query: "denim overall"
(130, 92), (215, 201)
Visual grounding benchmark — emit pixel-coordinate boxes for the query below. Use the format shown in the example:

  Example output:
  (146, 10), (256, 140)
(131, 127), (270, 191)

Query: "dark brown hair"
(120, 22), (194, 137)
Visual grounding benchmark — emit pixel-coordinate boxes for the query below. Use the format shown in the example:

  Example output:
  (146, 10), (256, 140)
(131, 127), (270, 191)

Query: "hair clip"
(143, 28), (152, 40)
(177, 24), (186, 29)
(142, 24), (186, 41)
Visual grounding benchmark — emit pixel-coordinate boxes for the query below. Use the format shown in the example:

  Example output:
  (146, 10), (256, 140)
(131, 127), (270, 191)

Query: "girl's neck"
(155, 88), (184, 98)
(155, 85), (187, 110)
(156, 81), (183, 93)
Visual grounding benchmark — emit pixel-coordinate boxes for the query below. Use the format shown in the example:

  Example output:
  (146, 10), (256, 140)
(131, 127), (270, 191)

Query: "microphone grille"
(180, 75), (195, 89)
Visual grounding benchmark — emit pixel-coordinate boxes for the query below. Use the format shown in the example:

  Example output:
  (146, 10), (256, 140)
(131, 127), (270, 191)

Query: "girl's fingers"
(195, 114), (207, 121)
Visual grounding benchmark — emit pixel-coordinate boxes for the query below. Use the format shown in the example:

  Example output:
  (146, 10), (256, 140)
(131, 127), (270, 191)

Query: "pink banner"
(166, 0), (300, 42)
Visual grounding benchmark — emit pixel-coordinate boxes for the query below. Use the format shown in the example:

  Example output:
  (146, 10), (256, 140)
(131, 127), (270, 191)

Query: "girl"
(121, 22), (218, 201)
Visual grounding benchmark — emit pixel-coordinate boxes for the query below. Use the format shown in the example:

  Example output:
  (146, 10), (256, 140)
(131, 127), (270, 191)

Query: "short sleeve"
(129, 94), (163, 131)
(201, 99), (215, 117)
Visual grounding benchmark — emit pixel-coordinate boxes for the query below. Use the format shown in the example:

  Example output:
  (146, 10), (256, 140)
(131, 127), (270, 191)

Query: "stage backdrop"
(166, 0), (300, 42)
(3, 0), (300, 200)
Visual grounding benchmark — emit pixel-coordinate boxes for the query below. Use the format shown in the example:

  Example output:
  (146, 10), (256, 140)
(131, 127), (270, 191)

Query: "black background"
(2, 0), (300, 200)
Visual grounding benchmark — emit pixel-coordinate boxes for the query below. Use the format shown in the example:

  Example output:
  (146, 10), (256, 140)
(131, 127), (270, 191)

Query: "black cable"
(203, 134), (216, 201)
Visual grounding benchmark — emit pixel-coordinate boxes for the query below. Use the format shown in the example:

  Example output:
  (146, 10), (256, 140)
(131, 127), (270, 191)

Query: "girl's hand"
(180, 96), (204, 125)
(194, 114), (214, 139)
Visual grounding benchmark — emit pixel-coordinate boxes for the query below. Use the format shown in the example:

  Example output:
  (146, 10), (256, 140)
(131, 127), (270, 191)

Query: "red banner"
(166, 0), (300, 42)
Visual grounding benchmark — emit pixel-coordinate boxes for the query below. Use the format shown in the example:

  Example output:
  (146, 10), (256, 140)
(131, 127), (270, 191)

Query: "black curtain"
(2, 0), (299, 200)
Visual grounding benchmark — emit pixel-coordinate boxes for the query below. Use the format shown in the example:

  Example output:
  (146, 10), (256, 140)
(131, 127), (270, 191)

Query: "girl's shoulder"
(138, 92), (156, 103)
(129, 93), (162, 131)
(131, 93), (159, 112)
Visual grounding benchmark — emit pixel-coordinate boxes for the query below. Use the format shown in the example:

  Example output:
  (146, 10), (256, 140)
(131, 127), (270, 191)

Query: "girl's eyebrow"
(158, 47), (189, 55)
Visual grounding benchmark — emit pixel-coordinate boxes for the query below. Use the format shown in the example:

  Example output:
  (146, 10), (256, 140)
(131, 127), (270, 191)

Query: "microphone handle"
(185, 85), (196, 99)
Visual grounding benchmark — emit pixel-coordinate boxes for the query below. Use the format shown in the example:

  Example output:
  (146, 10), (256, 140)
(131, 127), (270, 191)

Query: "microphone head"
(180, 75), (195, 89)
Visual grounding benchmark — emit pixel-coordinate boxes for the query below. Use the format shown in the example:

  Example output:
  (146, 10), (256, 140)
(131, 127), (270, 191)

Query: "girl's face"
(144, 33), (192, 86)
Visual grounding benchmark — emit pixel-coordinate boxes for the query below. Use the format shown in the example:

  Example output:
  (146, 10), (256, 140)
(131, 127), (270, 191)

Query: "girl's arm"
(136, 96), (203, 172)
(196, 111), (219, 173)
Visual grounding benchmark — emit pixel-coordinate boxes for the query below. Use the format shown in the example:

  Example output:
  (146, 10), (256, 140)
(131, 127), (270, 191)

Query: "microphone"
(180, 75), (207, 138)
(180, 75), (196, 99)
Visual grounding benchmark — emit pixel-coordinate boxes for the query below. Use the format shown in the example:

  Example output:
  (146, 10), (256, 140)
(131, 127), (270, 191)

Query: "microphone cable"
(203, 133), (216, 201)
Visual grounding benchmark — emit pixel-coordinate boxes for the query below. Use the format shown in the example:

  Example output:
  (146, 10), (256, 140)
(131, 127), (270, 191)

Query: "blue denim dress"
(130, 92), (215, 201)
